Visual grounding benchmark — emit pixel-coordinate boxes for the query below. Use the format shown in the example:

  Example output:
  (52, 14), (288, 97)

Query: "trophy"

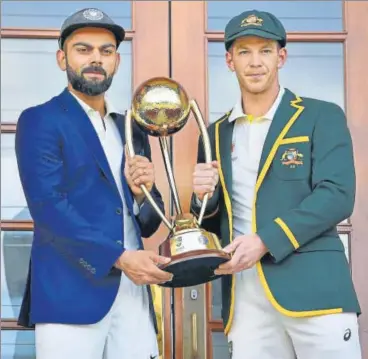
(125, 77), (230, 288)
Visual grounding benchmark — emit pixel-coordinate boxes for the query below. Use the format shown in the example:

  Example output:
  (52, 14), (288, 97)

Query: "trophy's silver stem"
(190, 100), (211, 226)
(125, 110), (173, 230)
(159, 137), (183, 215)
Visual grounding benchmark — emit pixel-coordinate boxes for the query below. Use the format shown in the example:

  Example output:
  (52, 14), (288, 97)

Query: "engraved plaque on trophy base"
(158, 214), (230, 288)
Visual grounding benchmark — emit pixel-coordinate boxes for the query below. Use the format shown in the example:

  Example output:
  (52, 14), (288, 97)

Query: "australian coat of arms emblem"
(281, 148), (304, 168)
(241, 14), (263, 27)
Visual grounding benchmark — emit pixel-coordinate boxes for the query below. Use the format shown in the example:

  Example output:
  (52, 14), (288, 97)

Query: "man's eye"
(239, 50), (249, 55)
(77, 47), (88, 53)
(103, 49), (113, 55)
(262, 49), (272, 54)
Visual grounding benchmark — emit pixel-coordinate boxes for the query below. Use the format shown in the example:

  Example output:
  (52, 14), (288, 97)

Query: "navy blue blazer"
(15, 88), (164, 331)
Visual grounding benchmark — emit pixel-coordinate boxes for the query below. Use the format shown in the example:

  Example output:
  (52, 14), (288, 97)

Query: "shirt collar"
(228, 86), (285, 123)
(69, 90), (122, 117)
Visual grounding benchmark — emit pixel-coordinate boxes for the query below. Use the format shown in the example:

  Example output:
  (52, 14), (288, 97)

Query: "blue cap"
(59, 8), (125, 49)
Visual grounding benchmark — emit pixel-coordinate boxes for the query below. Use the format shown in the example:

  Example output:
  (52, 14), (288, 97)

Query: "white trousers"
(228, 267), (362, 359)
(35, 274), (158, 359)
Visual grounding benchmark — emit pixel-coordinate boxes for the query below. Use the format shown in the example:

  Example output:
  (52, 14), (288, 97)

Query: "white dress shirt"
(229, 87), (285, 239)
(70, 91), (139, 250)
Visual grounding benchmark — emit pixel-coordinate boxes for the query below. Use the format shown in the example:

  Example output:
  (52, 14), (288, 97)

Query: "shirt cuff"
(195, 195), (202, 206)
(133, 199), (144, 216)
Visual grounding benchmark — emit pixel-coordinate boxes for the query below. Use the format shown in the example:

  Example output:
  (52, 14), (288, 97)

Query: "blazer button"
(116, 207), (122, 215)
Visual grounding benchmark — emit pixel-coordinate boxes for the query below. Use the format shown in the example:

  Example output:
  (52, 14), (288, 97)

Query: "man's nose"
(249, 52), (262, 67)
(90, 49), (103, 65)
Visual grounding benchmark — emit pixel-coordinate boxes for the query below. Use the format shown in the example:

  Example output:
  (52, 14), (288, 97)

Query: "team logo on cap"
(83, 8), (104, 21)
(241, 14), (263, 27)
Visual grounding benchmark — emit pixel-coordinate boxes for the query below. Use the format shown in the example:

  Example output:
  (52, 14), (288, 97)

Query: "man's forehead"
(233, 36), (276, 47)
(67, 27), (116, 44)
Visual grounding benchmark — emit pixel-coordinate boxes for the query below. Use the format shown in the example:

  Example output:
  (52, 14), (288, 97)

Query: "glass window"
(1, 231), (33, 319)
(1, 38), (132, 123)
(1, 1), (131, 29)
(1, 330), (35, 359)
(212, 331), (230, 359)
(279, 43), (344, 108)
(1, 134), (31, 220)
(208, 42), (344, 124)
(207, 1), (343, 32)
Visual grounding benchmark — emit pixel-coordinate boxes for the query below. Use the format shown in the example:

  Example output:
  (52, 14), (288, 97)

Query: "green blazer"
(191, 88), (361, 335)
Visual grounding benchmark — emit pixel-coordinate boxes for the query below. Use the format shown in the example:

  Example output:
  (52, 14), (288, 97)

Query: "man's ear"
(277, 47), (287, 69)
(226, 50), (235, 72)
(114, 52), (121, 74)
(56, 49), (67, 71)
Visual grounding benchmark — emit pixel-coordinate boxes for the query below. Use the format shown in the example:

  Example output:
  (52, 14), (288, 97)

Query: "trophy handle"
(159, 137), (182, 215)
(125, 109), (173, 230)
(189, 100), (211, 226)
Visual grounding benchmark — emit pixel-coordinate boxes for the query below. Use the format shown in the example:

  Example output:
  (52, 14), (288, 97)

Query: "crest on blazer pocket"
(280, 148), (304, 168)
(272, 141), (310, 181)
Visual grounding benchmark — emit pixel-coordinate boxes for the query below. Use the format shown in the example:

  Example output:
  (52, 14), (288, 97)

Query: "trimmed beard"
(66, 59), (114, 96)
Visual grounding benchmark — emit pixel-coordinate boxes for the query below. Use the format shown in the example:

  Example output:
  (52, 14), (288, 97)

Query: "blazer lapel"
(56, 88), (116, 186)
(112, 112), (145, 163)
(215, 112), (234, 202)
(256, 89), (305, 191)
(112, 113), (134, 206)
(112, 113), (140, 217)
(112, 113), (126, 145)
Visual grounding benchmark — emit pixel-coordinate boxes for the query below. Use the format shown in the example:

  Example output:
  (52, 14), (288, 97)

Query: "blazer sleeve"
(257, 103), (355, 263)
(15, 108), (124, 279)
(134, 129), (165, 238)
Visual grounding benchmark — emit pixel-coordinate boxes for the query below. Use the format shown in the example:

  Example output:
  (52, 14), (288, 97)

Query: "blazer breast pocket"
(272, 136), (311, 181)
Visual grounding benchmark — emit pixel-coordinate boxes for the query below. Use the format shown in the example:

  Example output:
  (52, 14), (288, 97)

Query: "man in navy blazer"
(15, 8), (171, 359)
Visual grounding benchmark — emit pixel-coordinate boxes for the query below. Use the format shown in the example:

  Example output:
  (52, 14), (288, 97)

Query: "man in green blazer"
(191, 9), (362, 359)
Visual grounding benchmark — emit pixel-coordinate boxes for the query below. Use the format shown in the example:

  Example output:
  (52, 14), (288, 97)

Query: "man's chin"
(87, 80), (105, 86)
(83, 76), (105, 84)
(245, 84), (267, 94)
